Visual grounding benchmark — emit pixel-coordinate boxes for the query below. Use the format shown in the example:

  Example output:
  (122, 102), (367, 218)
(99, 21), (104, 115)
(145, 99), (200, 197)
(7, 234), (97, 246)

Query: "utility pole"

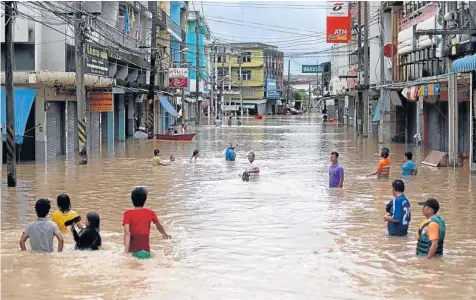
(195, 16), (200, 124)
(75, 1), (88, 165)
(287, 58), (291, 105)
(357, 1), (362, 134)
(308, 79), (311, 123)
(5, 1), (16, 186)
(208, 42), (215, 125)
(148, 1), (157, 134)
(378, 2), (385, 144)
(213, 43), (218, 119)
(362, 1), (370, 137)
(221, 45), (225, 117)
(239, 53), (244, 116)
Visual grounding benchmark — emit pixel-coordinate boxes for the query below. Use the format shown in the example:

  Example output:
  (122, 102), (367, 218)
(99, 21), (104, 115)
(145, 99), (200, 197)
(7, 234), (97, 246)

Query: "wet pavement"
(2, 115), (476, 300)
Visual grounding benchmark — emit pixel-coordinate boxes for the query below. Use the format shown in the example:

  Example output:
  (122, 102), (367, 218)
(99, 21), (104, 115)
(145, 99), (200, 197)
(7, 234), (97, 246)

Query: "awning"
(1, 87), (37, 144)
(451, 54), (476, 73)
(372, 90), (390, 123)
(159, 97), (178, 117)
(418, 83), (440, 96)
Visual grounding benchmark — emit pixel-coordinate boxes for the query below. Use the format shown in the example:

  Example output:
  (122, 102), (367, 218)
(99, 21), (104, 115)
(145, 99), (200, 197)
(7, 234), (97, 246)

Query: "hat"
(418, 198), (440, 211)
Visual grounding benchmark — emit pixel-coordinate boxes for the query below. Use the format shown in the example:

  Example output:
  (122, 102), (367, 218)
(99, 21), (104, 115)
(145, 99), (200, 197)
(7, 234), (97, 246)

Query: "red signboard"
(326, 16), (351, 43)
(89, 92), (113, 112)
(326, 1), (350, 44)
(168, 68), (188, 88)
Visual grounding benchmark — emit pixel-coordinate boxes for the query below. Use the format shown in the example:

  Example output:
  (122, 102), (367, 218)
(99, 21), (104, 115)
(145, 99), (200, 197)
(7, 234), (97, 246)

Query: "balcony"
(158, 8), (181, 41)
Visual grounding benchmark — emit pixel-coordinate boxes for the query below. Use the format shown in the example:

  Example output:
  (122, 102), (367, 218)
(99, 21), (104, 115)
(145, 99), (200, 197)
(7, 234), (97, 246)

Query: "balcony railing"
(158, 8), (181, 40)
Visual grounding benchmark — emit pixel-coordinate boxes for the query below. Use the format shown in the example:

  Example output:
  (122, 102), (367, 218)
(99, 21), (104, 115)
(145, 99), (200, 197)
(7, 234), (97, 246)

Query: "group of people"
(20, 188), (172, 259)
(215, 116), (242, 127)
(328, 148), (445, 259)
(167, 123), (188, 135)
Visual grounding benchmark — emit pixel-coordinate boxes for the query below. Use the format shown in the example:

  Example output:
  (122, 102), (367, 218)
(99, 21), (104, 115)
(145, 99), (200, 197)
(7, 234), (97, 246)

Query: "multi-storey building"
(0, 1), (184, 162)
(216, 42), (283, 115)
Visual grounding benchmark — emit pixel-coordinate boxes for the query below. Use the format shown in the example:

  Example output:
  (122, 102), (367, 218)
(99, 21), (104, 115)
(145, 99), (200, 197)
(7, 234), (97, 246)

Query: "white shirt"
(247, 161), (259, 179)
(215, 119), (222, 127)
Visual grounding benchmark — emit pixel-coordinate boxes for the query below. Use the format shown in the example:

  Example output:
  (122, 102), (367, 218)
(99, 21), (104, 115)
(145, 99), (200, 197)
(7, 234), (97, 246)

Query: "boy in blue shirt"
(402, 151), (417, 175)
(384, 180), (411, 236)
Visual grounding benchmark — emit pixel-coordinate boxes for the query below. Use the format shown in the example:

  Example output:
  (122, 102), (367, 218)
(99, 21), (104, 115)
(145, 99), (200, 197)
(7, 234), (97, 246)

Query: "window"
(238, 70), (251, 81)
(241, 52), (251, 63)
(217, 55), (226, 63)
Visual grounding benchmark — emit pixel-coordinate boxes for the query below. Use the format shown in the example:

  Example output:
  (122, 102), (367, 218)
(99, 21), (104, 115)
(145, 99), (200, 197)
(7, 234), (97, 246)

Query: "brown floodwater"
(2, 116), (476, 300)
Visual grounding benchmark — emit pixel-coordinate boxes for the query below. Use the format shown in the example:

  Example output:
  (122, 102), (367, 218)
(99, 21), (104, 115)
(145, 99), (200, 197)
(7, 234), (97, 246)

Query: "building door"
(46, 101), (65, 160)
(66, 101), (78, 155)
(426, 103), (440, 151)
(458, 102), (470, 155)
(439, 102), (449, 152)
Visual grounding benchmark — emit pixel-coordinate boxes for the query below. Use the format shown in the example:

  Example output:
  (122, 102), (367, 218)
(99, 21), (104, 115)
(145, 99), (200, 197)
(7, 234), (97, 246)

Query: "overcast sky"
(193, 1), (330, 75)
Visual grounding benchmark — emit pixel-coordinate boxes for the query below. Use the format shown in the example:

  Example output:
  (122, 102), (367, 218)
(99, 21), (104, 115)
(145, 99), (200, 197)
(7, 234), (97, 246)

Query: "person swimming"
(190, 150), (199, 163)
(70, 212), (101, 250)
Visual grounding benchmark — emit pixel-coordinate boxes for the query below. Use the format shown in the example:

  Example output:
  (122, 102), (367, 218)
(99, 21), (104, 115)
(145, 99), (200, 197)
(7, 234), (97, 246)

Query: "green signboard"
(302, 65), (323, 73)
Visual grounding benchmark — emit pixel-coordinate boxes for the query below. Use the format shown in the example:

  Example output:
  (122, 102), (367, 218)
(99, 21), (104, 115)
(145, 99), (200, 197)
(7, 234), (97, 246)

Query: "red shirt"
(122, 208), (159, 253)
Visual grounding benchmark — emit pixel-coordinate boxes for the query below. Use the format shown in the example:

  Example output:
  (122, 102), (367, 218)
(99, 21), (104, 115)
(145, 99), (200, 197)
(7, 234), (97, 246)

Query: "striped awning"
(451, 54), (476, 73)
(418, 83), (440, 96)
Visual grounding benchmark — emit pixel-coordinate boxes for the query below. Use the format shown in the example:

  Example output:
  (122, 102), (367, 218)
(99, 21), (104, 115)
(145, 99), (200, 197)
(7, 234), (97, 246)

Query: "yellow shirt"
(153, 156), (162, 166)
(51, 210), (79, 233)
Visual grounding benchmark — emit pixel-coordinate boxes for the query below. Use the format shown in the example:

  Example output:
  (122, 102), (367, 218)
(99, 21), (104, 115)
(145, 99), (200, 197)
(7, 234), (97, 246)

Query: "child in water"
(237, 116), (242, 126)
(123, 187), (171, 259)
(70, 212), (101, 250)
(190, 150), (199, 163)
(170, 155), (176, 162)
(51, 194), (83, 233)
(153, 149), (170, 166)
(228, 116), (233, 126)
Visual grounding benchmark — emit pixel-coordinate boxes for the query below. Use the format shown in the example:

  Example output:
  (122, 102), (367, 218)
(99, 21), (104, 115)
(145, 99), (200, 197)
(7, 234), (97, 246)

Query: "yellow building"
(220, 42), (284, 115)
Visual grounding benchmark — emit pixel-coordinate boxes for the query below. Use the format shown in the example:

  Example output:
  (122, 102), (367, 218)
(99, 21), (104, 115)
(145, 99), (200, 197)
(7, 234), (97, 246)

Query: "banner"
(326, 2), (351, 43)
(169, 68), (189, 88)
(89, 92), (113, 112)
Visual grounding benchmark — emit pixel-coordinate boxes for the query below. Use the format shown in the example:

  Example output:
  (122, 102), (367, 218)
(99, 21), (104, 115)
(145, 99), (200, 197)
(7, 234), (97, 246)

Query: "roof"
(228, 42), (278, 50)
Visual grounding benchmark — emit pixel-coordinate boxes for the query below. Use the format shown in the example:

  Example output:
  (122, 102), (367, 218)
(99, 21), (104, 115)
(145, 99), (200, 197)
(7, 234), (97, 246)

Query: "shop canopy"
(451, 54), (476, 73)
(1, 87), (37, 144)
(159, 97), (178, 117)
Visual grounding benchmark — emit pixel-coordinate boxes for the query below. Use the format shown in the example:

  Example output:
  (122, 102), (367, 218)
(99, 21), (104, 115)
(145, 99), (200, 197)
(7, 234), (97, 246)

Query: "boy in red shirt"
(123, 187), (171, 259)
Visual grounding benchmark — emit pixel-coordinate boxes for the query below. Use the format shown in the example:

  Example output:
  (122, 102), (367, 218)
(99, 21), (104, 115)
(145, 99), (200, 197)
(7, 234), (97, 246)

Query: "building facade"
(217, 42), (284, 115)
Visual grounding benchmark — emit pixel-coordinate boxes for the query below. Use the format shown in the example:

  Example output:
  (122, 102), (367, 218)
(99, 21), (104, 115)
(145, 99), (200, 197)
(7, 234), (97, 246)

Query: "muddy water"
(2, 116), (476, 300)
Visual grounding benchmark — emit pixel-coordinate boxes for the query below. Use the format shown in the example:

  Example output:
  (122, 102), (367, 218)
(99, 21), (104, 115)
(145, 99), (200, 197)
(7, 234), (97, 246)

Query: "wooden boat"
(154, 133), (196, 141)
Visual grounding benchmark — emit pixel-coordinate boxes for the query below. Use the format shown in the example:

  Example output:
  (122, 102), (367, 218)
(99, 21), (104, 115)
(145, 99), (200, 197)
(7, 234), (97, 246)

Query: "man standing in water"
(384, 180), (411, 236)
(225, 142), (236, 161)
(329, 152), (344, 188)
(416, 199), (446, 259)
(243, 151), (260, 181)
(369, 148), (391, 177)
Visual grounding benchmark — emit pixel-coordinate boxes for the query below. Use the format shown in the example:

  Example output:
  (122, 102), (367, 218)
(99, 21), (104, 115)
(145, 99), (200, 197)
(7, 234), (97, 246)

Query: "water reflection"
(2, 115), (475, 299)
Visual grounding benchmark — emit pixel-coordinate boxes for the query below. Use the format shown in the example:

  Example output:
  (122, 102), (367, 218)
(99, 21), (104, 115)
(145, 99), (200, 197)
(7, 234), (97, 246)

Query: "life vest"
(416, 216), (446, 257)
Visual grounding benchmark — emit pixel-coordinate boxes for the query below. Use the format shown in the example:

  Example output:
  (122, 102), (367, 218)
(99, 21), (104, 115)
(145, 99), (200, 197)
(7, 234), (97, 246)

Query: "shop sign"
(169, 68), (189, 88)
(85, 44), (109, 77)
(89, 92), (113, 112)
(326, 2), (351, 43)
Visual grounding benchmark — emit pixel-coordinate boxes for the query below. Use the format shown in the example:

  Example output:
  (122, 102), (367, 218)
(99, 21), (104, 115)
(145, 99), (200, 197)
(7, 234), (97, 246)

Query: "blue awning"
(159, 97), (178, 117)
(372, 90), (390, 123)
(451, 54), (476, 73)
(1, 87), (37, 144)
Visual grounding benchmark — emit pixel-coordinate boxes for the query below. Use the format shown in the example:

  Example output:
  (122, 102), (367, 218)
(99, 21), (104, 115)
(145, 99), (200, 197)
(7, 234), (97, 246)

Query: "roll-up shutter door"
(439, 102), (449, 152)
(46, 102), (65, 160)
(88, 111), (101, 153)
(66, 101), (78, 154)
(427, 104), (439, 151)
(458, 102), (470, 154)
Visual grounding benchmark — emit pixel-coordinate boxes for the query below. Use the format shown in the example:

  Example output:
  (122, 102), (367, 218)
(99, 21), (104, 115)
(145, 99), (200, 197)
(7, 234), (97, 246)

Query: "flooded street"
(2, 116), (476, 300)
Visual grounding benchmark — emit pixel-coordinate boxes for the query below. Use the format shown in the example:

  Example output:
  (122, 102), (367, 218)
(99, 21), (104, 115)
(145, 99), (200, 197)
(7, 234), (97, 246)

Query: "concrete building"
(217, 42), (284, 115)
(0, 1), (187, 162)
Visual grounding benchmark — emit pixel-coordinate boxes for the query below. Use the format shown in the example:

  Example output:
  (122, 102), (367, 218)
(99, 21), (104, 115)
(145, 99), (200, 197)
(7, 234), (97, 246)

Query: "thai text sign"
(89, 92), (113, 112)
(169, 68), (189, 88)
(326, 2), (351, 43)
(85, 44), (109, 77)
(302, 65), (323, 73)
(266, 79), (280, 99)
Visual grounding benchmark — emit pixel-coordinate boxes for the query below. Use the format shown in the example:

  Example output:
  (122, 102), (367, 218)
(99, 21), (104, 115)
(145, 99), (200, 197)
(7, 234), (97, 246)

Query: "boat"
(154, 133), (196, 141)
